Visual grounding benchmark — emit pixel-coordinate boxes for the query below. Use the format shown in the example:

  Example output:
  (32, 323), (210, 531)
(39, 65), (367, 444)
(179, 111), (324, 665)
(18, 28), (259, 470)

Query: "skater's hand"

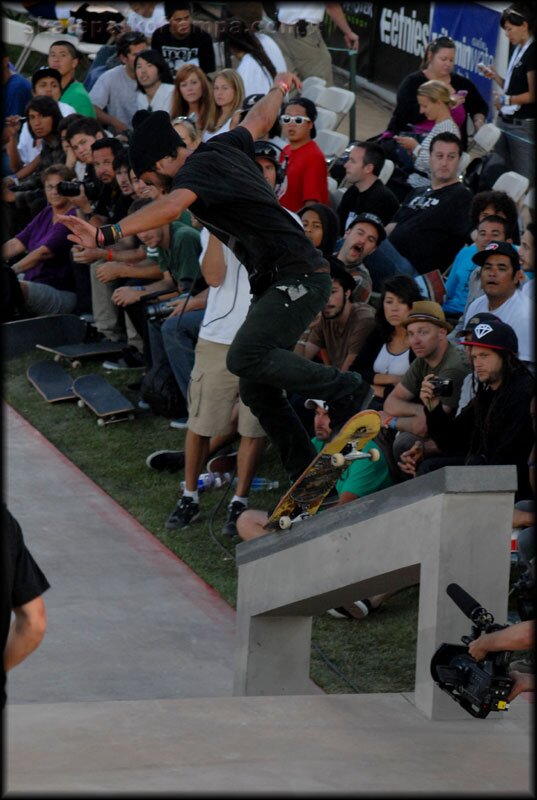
(274, 71), (302, 93)
(58, 214), (98, 248)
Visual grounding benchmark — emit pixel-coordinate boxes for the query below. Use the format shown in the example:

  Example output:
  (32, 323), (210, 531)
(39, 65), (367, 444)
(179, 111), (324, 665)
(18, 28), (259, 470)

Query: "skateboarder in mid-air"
(59, 72), (368, 484)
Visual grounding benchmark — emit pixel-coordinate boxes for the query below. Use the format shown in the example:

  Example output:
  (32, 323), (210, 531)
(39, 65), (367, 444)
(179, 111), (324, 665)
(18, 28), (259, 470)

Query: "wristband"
(96, 223), (123, 247)
(384, 415), (393, 429)
(133, 285), (145, 291)
(389, 416), (398, 430)
(106, 249), (113, 262)
(275, 80), (289, 96)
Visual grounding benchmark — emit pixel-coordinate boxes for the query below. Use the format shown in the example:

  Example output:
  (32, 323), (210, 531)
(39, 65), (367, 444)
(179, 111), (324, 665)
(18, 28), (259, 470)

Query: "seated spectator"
(57, 113), (83, 173)
(469, 189), (520, 244)
(170, 63), (215, 136)
(204, 69), (245, 140)
(134, 48), (175, 114)
(278, 96), (328, 212)
(456, 241), (534, 366)
(237, 397), (392, 541)
(295, 260), (375, 372)
(391, 80), (461, 197)
(337, 140), (400, 234)
(383, 300), (470, 465)
(400, 319), (534, 502)
(1, 164), (77, 316)
(298, 202), (339, 258)
(113, 148), (136, 200)
(520, 222), (534, 298)
(2, 55), (32, 123)
(364, 133), (473, 285)
(150, 1), (215, 77)
(443, 214), (515, 320)
(336, 213), (386, 298)
(126, 2), (167, 37)
(219, 18), (278, 96)
(90, 31), (148, 134)
(3, 97), (65, 234)
(385, 35), (488, 150)
(229, 92), (287, 151)
(171, 114), (202, 148)
(47, 40), (96, 117)
(352, 275), (423, 410)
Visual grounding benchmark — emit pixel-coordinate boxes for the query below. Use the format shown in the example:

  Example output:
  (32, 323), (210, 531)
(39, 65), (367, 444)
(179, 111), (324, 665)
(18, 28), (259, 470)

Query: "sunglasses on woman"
(279, 114), (311, 125)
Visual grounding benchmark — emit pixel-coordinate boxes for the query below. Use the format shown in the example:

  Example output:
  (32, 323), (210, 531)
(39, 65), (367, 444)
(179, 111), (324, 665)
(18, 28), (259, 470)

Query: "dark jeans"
(227, 272), (364, 482)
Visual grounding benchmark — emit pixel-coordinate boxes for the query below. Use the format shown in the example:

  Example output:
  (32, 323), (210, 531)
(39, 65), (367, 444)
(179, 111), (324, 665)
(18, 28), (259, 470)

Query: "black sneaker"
(329, 384), (370, 431)
(165, 496), (200, 529)
(222, 500), (247, 538)
(103, 346), (145, 370)
(146, 450), (185, 473)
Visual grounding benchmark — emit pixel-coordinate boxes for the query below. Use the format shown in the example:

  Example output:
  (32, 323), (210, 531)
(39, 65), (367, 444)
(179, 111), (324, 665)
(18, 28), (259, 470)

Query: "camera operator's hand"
(508, 670), (534, 702)
(420, 373), (441, 412)
(72, 244), (104, 264)
(468, 620), (534, 663)
(112, 286), (144, 307)
(397, 441), (424, 476)
(95, 263), (126, 283)
(69, 183), (93, 215)
(165, 298), (186, 318)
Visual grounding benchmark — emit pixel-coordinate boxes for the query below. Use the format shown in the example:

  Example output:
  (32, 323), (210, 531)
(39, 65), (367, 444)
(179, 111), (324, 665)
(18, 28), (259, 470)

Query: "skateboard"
(72, 374), (135, 426)
(264, 410), (382, 531)
(3, 314), (87, 360)
(36, 340), (124, 368)
(27, 361), (76, 403)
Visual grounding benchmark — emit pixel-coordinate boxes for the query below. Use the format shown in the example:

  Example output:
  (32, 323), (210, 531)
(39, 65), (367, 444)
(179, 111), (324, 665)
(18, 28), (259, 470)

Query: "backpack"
(140, 362), (187, 419)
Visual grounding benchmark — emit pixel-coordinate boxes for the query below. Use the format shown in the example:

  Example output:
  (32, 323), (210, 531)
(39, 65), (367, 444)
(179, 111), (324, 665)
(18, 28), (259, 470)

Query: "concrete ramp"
(6, 692), (531, 794)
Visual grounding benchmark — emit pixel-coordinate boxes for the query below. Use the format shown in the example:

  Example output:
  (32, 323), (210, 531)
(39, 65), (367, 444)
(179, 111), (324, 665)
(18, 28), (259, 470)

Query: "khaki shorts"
(187, 338), (265, 438)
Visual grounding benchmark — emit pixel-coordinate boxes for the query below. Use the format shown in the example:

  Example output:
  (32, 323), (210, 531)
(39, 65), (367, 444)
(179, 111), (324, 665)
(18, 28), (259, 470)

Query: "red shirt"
(279, 139), (328, 212)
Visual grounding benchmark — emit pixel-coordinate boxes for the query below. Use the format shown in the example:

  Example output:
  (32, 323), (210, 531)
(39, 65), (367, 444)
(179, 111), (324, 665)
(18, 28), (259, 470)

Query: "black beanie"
(129, 110), (185, 177)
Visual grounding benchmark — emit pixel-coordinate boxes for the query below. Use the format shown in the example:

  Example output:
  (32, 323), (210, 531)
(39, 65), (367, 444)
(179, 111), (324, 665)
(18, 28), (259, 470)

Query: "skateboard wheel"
(279, 516), (293, 530)
(331, 453), (346, 468)
(97, 418), (105, 427)
(77, 399), (84, 408)
(369, 448), (380, 462)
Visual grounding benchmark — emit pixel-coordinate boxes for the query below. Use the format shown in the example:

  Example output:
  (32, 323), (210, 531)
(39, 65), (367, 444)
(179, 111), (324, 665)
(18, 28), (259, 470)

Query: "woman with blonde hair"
(205, 68), (245, 140)
(394, 79), (461, 189)
(170, 64), (215, 136)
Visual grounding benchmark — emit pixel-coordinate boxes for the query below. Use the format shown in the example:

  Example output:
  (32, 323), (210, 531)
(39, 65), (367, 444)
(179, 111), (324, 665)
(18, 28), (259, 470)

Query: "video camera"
(430, 583), (514, 718)
(56, 179), (100, 202)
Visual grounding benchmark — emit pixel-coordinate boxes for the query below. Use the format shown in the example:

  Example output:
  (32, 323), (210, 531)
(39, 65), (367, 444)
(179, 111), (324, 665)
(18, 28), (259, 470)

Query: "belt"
(278, 21), (320, 34)
(499, 114), (528, 126)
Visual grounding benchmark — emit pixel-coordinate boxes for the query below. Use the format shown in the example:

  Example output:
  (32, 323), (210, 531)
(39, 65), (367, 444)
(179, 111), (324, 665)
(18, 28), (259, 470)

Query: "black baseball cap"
(458, 311), (499, 338)
(347, 212), (386, 243)
(461, 318), (518, 355)
(254, 140), (281, 166)
(32, 66), (62, 89)
(472, 241), (520, 269)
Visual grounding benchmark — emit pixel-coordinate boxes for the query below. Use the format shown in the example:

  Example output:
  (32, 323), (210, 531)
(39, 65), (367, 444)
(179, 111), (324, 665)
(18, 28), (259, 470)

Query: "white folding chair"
(327, 176), (338, 193)
(314, 107), (337, 132)
(315, 85), (355, 128)
(467, 123), (502, 160)
(301, 83), (324, 103)
(458, 151), (471, 177)
(301, 76), (326, 92)
(17, 31), (100, 71)
(492, 171), (530, 206)
(5, 18), (36, 71)
(316, 129), (350, 162)
(378, 159), (394, 184)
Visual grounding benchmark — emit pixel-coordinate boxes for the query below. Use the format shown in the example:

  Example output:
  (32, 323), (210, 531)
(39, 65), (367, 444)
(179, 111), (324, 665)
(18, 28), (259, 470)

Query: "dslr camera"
(430, 583), (514, 718)
(429, 377), (453, 397)
(57, 178), (100, 202)
(144, 300), (177, 320)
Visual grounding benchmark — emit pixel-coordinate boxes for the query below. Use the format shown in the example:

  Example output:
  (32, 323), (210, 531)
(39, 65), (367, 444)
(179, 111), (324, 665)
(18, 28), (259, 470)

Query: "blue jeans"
(147, 309), (204, 399)
(363, 239), (418, 292)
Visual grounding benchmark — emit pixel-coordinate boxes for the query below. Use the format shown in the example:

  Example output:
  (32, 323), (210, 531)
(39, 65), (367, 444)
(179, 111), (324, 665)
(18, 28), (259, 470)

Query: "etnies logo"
(474, 324), (493, 338)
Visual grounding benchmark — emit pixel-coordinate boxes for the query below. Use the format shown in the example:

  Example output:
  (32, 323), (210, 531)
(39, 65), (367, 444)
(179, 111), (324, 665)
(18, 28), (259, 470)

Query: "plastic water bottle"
(179, 472), (232, 492)
(250, 477), (280, 491)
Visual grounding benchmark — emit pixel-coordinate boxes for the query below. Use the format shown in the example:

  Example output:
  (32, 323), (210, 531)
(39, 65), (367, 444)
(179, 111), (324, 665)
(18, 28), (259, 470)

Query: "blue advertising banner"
(430, 3), (501, 118)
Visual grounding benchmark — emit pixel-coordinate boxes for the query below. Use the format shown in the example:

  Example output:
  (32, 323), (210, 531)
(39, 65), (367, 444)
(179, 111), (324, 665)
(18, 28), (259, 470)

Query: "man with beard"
(295, 260), (375, 371)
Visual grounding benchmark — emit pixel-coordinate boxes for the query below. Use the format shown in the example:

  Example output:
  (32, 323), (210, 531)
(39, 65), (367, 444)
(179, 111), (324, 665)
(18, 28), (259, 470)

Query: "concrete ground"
(4, 404), (533, 795)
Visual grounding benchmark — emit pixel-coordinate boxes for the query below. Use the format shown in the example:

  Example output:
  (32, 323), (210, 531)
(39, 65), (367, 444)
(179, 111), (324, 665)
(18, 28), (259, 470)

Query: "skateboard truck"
(331, 447), (380, 468)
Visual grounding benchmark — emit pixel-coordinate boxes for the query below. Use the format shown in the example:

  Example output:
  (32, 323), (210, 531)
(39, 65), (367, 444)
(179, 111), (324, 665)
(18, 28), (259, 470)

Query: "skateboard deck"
(36, 340), (124, 367)
(3, 314), (87, 360)
(72, 374), (135, 426)
(264, 410), (381, 531)
(27, 361), (75, 403)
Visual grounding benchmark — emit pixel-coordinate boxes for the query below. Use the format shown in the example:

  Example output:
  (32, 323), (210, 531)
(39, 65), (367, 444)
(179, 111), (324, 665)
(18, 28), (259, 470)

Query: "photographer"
(468, 620), (534, 702)
(405, 319), (534, 501)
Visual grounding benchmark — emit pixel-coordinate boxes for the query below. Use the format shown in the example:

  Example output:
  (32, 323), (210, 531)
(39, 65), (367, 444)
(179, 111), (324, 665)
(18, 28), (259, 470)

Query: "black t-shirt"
(389, 182), (473, 274)
(93, 181), (132, 223)
(1, 505), (50, 709)
(150, 24), (215, 76)
(171, 126), (326, 277)
(505, 41), (535, 120)
(337, 179), (400, 234)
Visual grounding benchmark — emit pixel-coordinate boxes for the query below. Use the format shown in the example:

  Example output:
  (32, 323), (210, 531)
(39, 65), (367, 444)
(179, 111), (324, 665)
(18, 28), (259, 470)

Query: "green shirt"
(401, 342), (470, 411)
(61, 81), (96, 118)
(147, 216), (201, 287)
(312, 437), (392, 498)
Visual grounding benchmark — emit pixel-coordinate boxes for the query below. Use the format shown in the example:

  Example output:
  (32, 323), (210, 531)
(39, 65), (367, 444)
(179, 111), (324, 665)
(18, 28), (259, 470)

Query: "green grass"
(5, 351), (421, 694)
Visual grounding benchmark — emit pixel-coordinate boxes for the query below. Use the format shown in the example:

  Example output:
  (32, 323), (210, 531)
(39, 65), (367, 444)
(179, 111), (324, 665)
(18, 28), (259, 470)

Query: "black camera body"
(429, 377), (453, 397)
(430, 584), (514, 718)
(145, 300), (176, 320)
(57, 179), (100, 202)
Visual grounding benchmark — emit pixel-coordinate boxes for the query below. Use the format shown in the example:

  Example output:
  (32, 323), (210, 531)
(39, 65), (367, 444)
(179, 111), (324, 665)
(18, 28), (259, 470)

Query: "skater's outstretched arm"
(240, 71), (302, 141)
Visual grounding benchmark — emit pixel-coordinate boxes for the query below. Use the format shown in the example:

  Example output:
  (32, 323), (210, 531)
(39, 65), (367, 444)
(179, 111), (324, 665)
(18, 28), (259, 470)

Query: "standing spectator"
(386, 35), (488, 149)
(337, 140), (399, 234)
(219, 18), (277, 97)
(1, 165), (78, 315)
(520, 222), (534, 297)
(273, 2), (359, 85)
(134, 48), (175, 113)
(170, 63), (215, 136)
(126, 2), (167, 37)
(1, 505), (49, 711)
(279, 96), (328, 211)
(150, 1), (215, 77)
(90, 31), (148, 134)
(204, 69), (244, 140)
(480, 4), (535, 179)
(47, 40), (96, 117)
